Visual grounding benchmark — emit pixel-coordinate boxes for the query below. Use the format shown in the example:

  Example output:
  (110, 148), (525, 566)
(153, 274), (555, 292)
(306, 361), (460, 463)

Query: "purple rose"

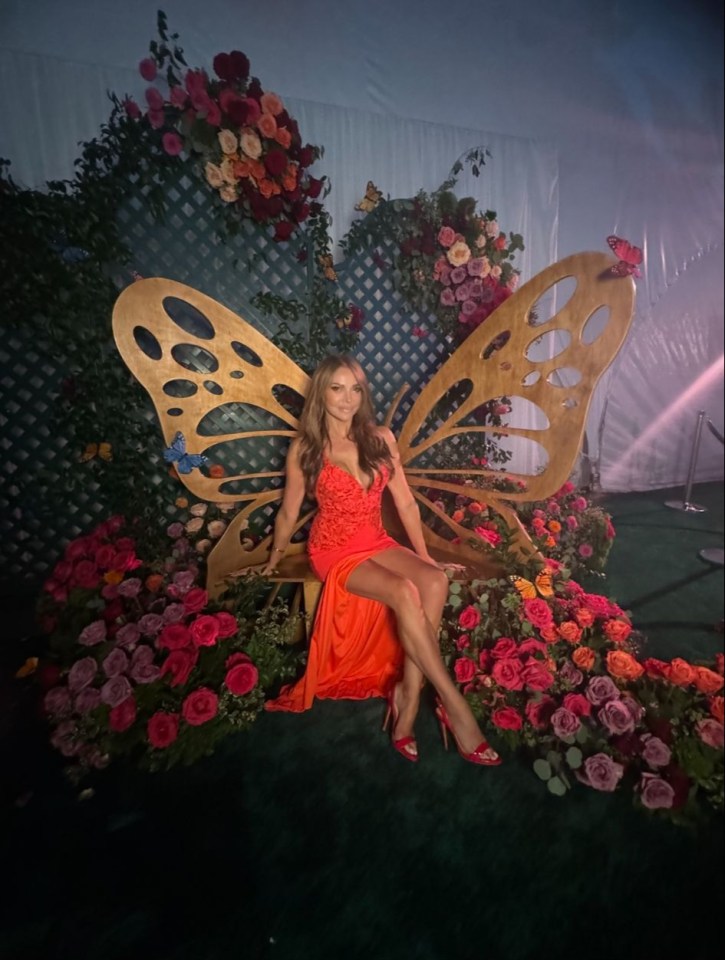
(78, 620), (107, 647)
(139, 613), (164, 636)
(50, 720), (81, 757)
(559, 660), (584, 687)
(101, 583), (119, 600)
(640, 774), (675, 810)
(598, 699), (636, 735)
(100, 675), (133, 708)
(75, 687), (102, 713)
(44, 686), (72, 717)
(117, 577), (142, 598)
(162, 603), (185, 623)
(129, 659), (161, 684)
(621, 696), (645, 725)
(640, 734), (671, 768)
(172, 570), (195, 595)
(67, 657), (98, 693)
(131, 644), (155, 665)
(103, 647), (130, 678)
(577, 753), (624, 792)
(551, 707), (581, 739)
(167, 522), (185, 539)
(115, 622), (141, 650)
(586, 675), (621, 706)
(697, 719), (724, 749)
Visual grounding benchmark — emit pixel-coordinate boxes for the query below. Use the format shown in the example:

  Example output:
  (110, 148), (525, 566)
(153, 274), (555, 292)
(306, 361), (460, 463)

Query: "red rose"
(160, 649), (198, 688)
(72, 560), (101, 590)
(189, 615), (220, 648)
(491, 637), (518, 659)
(226, 652), (252, 669)
(215, 612), (239, 638)
(458, 605), (481, 631)
(225, 661), (259, 696)
(114, 549), (141, 572)
(37, 662), (62, 690)
(454, 657), (476, 683)
(492, 706), (523, 731)
(263, 149), (287, 178)
(212, 52), (233, 80)
(292, 202), (310, 224)
(109, 696), (136, 733)
(94, 544), (117, 570)
(491, 658), (524, 691)
(229, 50), (250, 81)
(305, 176), (323, 199)
(643, 657), (669, 679)
(525, 695), (557, 729)
(563, 693), (591, 717)
(183, 587), (208, 614)
(298, 144), (315, 168)
(274, 220), (295, 242)
(521, 660), (554, 691)
(157, 623), (192, 650)
(103, 598), (124, 622)
(182, 688), (219, 726)
(147, 711), (180, 749)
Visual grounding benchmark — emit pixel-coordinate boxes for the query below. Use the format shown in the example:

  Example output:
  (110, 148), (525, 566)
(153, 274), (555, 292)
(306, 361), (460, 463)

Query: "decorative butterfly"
(509, 570), (554, 600)
(317, 253), (337, 282)
(111, 250), (635, 594)
(163, 431), (208, 474)
(80, 441), (113, 463)
(606, 235), (643, 278)
(355, 180), (383, 214)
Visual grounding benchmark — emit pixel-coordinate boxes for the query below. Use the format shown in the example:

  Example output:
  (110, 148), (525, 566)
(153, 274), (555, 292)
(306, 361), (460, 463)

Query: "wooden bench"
(111, 252), (635, 635)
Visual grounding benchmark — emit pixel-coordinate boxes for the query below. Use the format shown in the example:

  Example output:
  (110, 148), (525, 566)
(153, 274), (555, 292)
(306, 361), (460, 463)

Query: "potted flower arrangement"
(125, 11), (325, 242)
(37, 505), (302, 777)
(442, 571), (724, 824)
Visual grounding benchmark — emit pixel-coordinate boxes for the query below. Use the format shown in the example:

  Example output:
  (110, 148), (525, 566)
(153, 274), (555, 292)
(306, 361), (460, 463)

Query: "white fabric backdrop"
(1, 0), (722, 491)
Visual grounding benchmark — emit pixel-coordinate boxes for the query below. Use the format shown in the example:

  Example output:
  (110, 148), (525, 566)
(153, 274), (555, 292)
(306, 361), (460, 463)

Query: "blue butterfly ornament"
(163, 431), (208, 474)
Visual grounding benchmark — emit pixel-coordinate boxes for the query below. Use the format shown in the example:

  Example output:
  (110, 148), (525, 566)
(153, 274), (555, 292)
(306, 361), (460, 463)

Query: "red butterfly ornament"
(606, 235), (643, 278)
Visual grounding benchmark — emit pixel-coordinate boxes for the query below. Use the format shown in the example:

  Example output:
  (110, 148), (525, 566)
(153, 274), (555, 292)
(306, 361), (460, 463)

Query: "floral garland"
(124, 11), (325, 241)
(443, 571), (724, 823)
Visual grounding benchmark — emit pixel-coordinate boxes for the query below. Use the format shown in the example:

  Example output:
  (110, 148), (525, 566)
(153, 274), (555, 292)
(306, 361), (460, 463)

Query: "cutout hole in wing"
(525, 329), (571, 362)
(481, 330), (511, 360)
(562, 397), (579, 410)
(528, 276), (577, 327)
(272, 384), (306, 420)
(167, 407), (183, 417)
(410, 380), (473, 446)
(231, 341), (264, 368)
(582, 306), (611, 345)
(170, 343), (219, 374)
(133, 325), (162, 361)
(197, 402), (295, 437)
(229, 370), (244, 380)
(163, 379), (198, 398)
(163, 297), (215, 340)
(522, 371), (541, 387)
(546, 367), (582, 388)
(204, 381), (224, 395)
(496, 395), (550, 431)
(203, 436), (287, 489)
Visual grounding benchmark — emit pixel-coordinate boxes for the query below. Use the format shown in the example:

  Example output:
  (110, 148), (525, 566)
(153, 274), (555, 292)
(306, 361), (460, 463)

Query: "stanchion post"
(664, 409), (707, 513)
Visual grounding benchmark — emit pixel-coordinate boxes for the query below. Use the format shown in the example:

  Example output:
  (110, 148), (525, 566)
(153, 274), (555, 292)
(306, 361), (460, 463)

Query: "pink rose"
(190, 615), (221, 648)
(697, 719), (724, 749)
(457, 605), (481, 631)
(491, 637), (518, 659)
(639, 774), (675, 810)
(225, 661), (259, 696)
(162, 132), (184, 156)
(148, 711), (180, 749)
(578, 753), (624, 792)
(182, 688), (219, 726)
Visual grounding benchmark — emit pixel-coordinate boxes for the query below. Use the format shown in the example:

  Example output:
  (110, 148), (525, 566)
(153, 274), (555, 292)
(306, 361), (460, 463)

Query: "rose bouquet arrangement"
(341, 150), (524, 345)
(124, 11), (325, 241)
(37, 510), (302, 777)
(442, 571), (724, 824)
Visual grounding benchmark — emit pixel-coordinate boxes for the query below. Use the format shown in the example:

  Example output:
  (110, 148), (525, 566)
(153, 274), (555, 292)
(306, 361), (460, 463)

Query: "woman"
(262, 355), (499, 766)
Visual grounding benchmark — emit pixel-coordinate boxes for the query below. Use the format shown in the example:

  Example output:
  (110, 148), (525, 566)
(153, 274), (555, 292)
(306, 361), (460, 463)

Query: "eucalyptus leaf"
(533, 758), (552, 781)
(547, 776), (567, 797)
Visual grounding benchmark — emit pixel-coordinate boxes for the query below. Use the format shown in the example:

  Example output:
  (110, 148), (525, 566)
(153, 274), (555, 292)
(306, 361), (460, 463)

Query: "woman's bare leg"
(346, 550), (492, 757)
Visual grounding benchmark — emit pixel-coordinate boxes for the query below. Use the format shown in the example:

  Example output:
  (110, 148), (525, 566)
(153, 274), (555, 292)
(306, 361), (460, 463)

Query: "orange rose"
(545, 536), (556, 548)
(606, 649), (644, 681)
(572, 646), (596, 671)
(710, 696), (724, 724)
(547, 520), (562, 533)
(603, 618), (632, 645)
(667, 658), (695, 687)
(467, 502), (483, 515)
(175, 497), (189, 509)
(103, 569), (124, 585)
(558, 620), (582, 645)
(574, 607), (595, 628)
(209, 465), (226, 479)
(452, 510), (465, 523)
(539, 624), (559, 644)
(145, 573), (164, 592)
(257, 112), (277, 138)
(694, 666), (724, 695)
(275, 127), (292, 149)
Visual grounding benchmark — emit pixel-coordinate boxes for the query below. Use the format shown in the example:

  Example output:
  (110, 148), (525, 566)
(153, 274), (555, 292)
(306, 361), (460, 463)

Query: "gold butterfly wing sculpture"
(390, 251), (635, 567)
(111, 278), (314, 593)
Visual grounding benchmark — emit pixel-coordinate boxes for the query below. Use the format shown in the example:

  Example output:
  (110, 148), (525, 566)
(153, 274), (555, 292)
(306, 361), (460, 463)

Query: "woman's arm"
(377, 426), (437, 565)
(260, 438), (307, 575)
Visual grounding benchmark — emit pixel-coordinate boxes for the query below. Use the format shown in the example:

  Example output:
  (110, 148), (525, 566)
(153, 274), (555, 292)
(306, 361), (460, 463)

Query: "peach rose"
(260, 91), (284, 115)
(668, 658), (695, 687)
(694, 666), (724, 695)
(219, 184), (237, 203)
(257, 113), (277, 138)
(220, 157), (237, 184)
(606, 649), (644, 682)
(217, 129), (238, 155)
(572, 646), (596, 671)
(190, 503), (208, 517)
(446, 240), (471, 267)
(240, 128), (262, 160)
(205, 162), (225, 188)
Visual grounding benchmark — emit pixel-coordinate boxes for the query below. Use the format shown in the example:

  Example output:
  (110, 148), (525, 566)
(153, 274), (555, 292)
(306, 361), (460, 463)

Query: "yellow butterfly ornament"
(80, 442), (113, 463)
(355, 180), (383, 214)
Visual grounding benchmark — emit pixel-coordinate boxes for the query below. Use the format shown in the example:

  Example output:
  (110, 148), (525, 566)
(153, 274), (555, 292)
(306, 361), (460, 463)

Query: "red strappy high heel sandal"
(382, 684), (419, 763)
(435, 699), (501, 766)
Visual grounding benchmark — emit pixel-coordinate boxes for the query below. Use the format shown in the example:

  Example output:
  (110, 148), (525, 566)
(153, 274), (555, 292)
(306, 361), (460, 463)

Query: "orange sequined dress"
(265, 460), (404, 713)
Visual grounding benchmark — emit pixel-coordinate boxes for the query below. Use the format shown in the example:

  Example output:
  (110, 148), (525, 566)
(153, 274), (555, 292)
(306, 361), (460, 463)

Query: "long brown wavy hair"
(297, 355), (394, 497)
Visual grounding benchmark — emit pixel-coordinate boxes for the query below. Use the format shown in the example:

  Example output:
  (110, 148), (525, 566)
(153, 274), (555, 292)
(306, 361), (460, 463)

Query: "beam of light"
(606, 353), (724, 486)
